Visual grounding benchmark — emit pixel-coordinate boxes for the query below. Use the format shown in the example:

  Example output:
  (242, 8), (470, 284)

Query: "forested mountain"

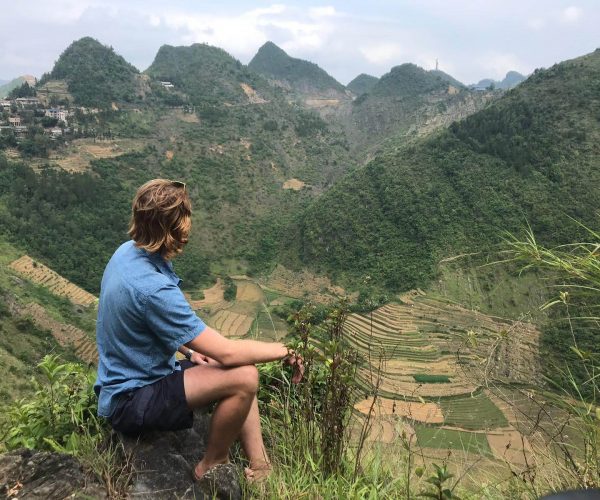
(332, 62), (491, 155)
(39, 37), (142, 107)
(248, 41), (347, 99)
(146, 43), (270, 107)
(286, 49), (600, 291)
(347, 73), (379, 95)
(0, 39), (355, 292)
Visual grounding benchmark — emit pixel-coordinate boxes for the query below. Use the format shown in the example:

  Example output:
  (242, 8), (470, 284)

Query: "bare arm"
(185, 326), (288, 366)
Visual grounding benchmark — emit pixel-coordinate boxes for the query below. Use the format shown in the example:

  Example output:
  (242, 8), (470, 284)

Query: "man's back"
(94, 240), (203, 417)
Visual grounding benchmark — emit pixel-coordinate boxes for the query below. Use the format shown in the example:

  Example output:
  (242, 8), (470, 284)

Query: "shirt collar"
(145, 250), (182, 286)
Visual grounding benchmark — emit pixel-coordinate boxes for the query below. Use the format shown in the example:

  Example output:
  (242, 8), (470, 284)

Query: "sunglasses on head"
(170, 180), (186, 191)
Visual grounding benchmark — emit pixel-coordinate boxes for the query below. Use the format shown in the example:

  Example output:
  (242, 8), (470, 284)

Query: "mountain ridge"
(285, 49), (600, 291)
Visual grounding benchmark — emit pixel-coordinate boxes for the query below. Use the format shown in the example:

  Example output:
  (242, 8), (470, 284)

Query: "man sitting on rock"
(94, 179), (304, 482)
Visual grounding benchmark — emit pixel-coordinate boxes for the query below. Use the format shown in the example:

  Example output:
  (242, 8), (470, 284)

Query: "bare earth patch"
(10, 255), (97, 306)
(208, 310), (253, 337)
(305, 98), (341, 108)
(487, 429), (532, 466)
(187, 279), (226, 311)
(235, 280), (264, 302)
(282, 178), (306, 191)
(356, 397), (444, 424)
(174, 109), (200, 123)
(240, 83), (267, 104)
(50, 139), (143, 172)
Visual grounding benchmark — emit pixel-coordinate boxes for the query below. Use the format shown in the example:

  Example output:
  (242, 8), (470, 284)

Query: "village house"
(8, 116), (21, 127)
(160, 81), (175, 89)
(15, 97), (40, 107)
(0, 99), (12, 110)
(45, 108), (69, 122)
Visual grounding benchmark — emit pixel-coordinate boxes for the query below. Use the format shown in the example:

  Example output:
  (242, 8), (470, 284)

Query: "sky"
(0, 1), (598, 85)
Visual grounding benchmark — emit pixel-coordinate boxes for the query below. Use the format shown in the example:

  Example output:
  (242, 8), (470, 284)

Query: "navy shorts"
(109, 361), (195, 435)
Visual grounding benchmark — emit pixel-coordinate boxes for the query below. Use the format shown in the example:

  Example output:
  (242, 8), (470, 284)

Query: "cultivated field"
(20, 302), (97, 365)
(190, 277), (287, 339)
(10, 255), (97, 306)
(345, 291), (542, 466)
(261, 264), (350, 303)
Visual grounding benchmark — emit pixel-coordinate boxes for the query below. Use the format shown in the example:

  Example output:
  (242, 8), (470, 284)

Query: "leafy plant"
(418, 464), (460, 500)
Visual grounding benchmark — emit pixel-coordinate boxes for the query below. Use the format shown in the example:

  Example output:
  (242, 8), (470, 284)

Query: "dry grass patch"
(262, 264), (352, 303)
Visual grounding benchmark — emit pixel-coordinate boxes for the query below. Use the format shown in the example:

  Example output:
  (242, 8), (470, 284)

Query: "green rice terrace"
(349, 289), (544, 469)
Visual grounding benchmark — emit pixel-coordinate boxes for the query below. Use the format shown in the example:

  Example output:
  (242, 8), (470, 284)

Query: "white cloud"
(360, 43), (404, 65)
(561, 5), (583, 23)
(528, 18), (546, 30)
(309, 6), (336, 18)
(159, 4), (338, 59)
(148, 14), (161, 27)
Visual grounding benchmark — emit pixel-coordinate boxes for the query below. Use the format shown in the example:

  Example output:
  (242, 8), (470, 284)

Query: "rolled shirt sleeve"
(145, 283), (206, 352)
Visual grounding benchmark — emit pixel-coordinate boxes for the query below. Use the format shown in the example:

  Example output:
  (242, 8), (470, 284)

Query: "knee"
(237, 364), (259, 395)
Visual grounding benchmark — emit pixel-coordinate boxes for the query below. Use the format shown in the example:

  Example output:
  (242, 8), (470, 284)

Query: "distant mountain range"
(2, 35), (595, 299)
(0, 75), (36, 98)
(469, 71), (526, 90)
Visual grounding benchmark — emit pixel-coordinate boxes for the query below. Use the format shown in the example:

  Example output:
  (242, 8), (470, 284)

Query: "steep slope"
(347, 73), (379, 95)
(39, 37), (142, 107)
(286, 49), (600, 291)
(332, 63), (492, 156)
(146, 43), (265, 106)
(248, 41), (348, 101)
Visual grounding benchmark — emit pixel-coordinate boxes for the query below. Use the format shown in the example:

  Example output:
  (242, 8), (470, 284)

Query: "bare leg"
(239, 395), (272, 481)
(183, 363), (259, 479)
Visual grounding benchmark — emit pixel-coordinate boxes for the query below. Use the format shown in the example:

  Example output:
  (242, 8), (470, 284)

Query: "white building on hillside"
(45, 108), (69, 122)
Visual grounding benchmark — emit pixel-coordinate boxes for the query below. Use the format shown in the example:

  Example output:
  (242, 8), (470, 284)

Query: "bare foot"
(193, 458), (229, 481)
(244, 463), (272, 483)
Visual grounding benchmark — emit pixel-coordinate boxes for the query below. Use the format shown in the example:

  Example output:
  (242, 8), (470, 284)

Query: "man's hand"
(283, 352), (304, 384)
(190, 352), (217, 365)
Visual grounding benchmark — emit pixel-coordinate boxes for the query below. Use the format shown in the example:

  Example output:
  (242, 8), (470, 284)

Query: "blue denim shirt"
(94, 240), (206, 417)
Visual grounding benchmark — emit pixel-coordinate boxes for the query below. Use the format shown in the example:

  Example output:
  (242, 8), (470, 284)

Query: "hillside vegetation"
(288, 49), (600, 291)
(332, 62), (492, 156)
(347, 73), (379, 95)
(249, 41), (347, 98)
(39, 37), (141, 107)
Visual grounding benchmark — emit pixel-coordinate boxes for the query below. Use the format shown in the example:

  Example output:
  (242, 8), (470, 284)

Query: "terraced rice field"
(415, 425), (494, 457)
(21, 303), (97, 365)
(346, 291), (541, 464)
(10, 256), (97, 306)
(209, 309), (254, 338)
(437, 391), (509, 430)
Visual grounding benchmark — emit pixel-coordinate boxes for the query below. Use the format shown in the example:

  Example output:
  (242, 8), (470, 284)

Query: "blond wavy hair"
(128, 179), (191, 259)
